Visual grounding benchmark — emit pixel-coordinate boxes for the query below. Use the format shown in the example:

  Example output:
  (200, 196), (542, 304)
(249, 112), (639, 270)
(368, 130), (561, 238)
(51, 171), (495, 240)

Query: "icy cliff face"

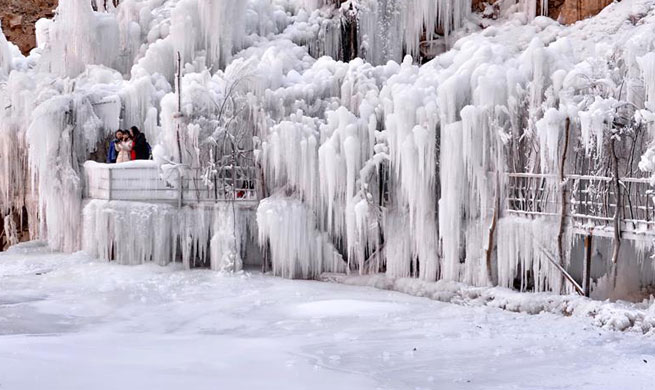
(0, 28), (13, 77)
(1, 0), (654, 296)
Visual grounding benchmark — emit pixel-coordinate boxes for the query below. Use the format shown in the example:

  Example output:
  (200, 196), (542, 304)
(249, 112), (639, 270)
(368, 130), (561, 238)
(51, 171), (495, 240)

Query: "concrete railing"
(84, 161), (259, 204)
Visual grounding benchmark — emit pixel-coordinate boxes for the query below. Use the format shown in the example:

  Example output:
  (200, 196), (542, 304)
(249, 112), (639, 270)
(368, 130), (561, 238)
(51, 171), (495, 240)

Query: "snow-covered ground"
(1, 244), (654, 390)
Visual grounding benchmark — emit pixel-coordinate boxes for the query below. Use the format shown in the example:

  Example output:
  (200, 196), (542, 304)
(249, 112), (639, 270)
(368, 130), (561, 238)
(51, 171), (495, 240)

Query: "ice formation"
(0, 26), (13, 77)
(83, 199), (253, 270)
(2, 0), (655, 299)
(258, 196), (346, 278)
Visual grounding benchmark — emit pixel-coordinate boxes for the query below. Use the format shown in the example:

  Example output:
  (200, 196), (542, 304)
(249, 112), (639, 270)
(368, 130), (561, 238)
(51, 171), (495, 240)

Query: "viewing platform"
(83, 161), (261, 208)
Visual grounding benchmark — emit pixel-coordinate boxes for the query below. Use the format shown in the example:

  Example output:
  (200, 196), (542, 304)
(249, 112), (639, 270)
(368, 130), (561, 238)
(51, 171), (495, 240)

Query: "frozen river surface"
(1, 243), (653, 390)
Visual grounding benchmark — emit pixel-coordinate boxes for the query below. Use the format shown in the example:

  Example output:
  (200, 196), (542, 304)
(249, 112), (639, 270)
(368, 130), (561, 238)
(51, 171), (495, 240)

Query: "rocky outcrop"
(0, 0), (57, 54)
(559, 0), (614, 24)
(474, 0), (613, 24)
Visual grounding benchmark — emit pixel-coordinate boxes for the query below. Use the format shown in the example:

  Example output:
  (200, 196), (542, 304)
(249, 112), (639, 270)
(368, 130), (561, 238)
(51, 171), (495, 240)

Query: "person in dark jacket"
(106, 129), (124, 163)
(129, 126), (151, 160)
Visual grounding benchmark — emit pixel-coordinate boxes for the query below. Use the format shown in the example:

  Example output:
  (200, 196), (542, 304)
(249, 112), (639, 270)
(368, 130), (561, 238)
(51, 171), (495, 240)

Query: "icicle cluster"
(83, 199), (253, 270)
(355, 0), (472, 64)
(380, 57), (439, 280)
(496, 216), (571, 293)
(39, 0), (121, 77)
(257, 196), (346, 278)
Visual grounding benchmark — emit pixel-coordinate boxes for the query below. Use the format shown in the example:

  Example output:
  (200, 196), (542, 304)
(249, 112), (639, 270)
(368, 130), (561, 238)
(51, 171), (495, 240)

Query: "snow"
(323, 272), (655, 334)
(1, 246), (654, 390)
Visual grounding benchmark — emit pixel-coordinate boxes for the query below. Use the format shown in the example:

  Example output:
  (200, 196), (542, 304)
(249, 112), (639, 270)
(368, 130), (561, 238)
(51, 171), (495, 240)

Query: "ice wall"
(254, 0), (655, 294)
(2, 0), (654, 298)
(0, 26), (13, 78)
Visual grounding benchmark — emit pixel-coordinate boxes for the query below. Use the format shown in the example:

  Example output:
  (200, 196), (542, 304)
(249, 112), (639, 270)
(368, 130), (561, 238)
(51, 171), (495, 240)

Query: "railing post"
(108, 167), (113, 201)
(232, 161), (237, 201)
(178, 169), (183, 208)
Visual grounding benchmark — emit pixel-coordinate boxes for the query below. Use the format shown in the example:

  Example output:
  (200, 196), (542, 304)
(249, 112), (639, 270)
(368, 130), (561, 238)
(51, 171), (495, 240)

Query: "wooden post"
(583, 233), (592, 297)
(262, 242), (270, 273)
(0, 216), (5, 252)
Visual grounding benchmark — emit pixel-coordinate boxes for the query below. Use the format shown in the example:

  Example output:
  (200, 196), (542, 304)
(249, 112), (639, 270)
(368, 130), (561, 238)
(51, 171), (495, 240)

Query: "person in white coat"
(116, 133), (133, 163)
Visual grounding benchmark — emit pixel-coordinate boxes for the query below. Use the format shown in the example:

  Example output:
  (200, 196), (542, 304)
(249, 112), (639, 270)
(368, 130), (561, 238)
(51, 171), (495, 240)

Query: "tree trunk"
(556, 118), (571, 293)
(610, 137), (622, 285)
(176, 52), (184, 208)
(485, 170), (500, 285)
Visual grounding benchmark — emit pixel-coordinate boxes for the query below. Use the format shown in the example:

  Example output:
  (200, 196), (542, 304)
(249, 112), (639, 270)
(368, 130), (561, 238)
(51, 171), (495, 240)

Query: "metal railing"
(505, 172), (655, 238)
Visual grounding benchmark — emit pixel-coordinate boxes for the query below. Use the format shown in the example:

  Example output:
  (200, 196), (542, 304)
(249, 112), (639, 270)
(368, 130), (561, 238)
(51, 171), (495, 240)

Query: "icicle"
(638, 53), (655, 111)
(262, 115), (320, 208)
(439, 121), (465, 281)
(578, 97), (616, 158)
(536, 107), (565, 173)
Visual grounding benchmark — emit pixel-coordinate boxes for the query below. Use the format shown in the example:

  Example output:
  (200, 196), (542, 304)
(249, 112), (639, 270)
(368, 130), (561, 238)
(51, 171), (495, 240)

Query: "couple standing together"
(107, 126), (151, 163)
